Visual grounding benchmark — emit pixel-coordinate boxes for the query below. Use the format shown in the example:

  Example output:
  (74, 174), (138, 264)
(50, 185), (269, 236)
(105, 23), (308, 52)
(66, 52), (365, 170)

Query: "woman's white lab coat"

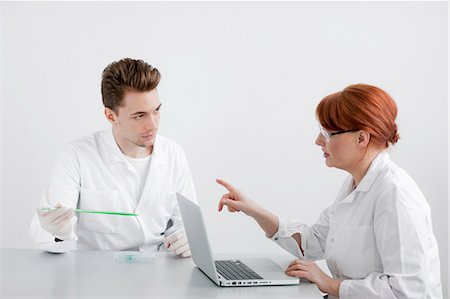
(271, 152), (442, 298)
(29, 129), (197, 252)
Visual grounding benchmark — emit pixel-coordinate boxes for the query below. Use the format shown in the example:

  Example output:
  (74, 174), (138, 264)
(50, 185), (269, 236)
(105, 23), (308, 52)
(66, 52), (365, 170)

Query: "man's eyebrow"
(130, 111), (148, 117)
(130, 104), (162, 116)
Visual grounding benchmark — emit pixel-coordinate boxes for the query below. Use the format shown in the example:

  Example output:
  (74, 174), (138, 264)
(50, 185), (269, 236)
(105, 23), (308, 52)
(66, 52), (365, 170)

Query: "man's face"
(106, 89), (161, 148)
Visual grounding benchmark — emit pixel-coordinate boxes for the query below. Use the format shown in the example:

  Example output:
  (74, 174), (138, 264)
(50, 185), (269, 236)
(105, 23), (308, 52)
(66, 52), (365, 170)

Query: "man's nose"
(145, 115), (157, 130)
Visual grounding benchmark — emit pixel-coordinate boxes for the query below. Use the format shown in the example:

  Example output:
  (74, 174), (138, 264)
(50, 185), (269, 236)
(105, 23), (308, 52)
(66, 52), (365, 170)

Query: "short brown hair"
(101, 58), (161, 112)
(316, 84), (400, 148)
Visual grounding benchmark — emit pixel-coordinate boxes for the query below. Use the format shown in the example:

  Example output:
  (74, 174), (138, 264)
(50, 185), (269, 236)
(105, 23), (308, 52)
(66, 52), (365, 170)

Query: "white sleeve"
(339, 187), (442, 298)
(269, 177), (351, 260)
(269, 205), (332, 260)
(164, 146), (197, 236)
(29, 144), (81, 252)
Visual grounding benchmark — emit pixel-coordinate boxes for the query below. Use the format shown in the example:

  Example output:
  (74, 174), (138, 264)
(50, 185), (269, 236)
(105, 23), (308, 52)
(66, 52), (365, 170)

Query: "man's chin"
(138, 138), (155, 148)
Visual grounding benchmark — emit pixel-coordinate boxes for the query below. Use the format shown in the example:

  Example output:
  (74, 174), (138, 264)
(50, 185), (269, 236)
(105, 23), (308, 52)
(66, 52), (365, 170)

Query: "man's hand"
(164, 229), (191, 257)
(36, 203), (74, 240)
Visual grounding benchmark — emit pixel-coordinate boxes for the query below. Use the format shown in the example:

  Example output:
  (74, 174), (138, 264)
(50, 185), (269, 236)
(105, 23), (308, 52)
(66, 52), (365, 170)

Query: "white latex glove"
(163, 229), (191, 257)
(36, 203), (74, 240)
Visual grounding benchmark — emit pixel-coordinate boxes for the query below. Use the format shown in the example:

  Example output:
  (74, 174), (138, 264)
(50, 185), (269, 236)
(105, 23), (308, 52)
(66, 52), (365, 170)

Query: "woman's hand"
(216, 178), (279, 238)
(216, 179), (260, 217)
(285, 259), (341, 296)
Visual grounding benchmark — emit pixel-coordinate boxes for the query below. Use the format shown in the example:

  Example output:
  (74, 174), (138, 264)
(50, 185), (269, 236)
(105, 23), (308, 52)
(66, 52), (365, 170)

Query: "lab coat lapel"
(137, 135), (166, 206)
(354, 151), (389, 193)
(337, 152), (389, 205)
(103, 128), (136, 173)
(101, 129), (140, 208)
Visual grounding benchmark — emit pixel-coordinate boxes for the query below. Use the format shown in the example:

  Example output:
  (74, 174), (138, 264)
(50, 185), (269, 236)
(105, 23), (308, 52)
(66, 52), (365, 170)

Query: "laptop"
(176, 193), (300, 287)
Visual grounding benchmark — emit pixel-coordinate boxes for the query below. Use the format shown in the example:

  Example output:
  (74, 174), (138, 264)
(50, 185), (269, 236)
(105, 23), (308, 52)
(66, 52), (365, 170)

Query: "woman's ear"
(357, 130), (371, 148)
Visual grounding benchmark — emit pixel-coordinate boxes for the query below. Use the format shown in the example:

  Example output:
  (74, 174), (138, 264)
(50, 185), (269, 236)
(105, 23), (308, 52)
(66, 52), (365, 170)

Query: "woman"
(217, 84), (442, 298)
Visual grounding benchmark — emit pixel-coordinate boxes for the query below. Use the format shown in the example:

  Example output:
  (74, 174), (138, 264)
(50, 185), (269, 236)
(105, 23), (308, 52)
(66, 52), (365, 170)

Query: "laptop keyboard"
(215, 260), (263, 280)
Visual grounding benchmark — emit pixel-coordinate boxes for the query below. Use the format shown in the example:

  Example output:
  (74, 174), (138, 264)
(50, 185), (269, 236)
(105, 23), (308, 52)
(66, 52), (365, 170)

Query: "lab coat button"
(330, 238), (334, 243)
(274, 237), (279, 241)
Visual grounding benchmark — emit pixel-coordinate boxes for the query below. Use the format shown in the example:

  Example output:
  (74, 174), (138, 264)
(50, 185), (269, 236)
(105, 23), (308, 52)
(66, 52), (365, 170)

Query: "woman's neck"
(349, 148), (383, 188)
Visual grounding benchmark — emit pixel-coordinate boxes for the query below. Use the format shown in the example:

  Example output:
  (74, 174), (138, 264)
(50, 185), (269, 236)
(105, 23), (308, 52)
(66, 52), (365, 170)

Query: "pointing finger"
(216, 179), (237, 193)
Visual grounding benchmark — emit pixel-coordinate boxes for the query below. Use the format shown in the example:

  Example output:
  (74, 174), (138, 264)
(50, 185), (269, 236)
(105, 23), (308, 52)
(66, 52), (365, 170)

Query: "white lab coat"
(29, 129), (197, 252)
(271, 152), (442, 298)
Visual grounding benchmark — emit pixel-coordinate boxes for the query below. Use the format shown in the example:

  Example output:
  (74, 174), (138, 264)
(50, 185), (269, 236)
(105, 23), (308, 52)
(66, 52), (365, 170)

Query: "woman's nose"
(315, 133), (324, 146)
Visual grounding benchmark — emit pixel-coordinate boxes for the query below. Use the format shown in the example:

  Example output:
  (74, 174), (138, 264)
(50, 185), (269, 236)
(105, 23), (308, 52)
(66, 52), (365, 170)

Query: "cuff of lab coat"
(269, 218), (304, 258)
(268, 217), (288, 240)
(338, 279), (350, 299)
(269, 217), (306, 239)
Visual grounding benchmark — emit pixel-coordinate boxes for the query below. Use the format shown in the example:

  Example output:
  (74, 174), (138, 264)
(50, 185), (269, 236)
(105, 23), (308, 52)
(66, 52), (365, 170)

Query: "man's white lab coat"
(271, 152), (442, 298)
(30, 129), (197, 252)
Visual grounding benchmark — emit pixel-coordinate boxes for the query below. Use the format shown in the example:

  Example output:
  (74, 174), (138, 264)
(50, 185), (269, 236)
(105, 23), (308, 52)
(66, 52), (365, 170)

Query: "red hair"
(316, 84), (400, 148)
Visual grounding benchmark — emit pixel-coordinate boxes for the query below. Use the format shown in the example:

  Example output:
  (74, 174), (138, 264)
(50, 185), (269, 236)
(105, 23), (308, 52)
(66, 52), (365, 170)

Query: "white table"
(1, 248), (323, 298)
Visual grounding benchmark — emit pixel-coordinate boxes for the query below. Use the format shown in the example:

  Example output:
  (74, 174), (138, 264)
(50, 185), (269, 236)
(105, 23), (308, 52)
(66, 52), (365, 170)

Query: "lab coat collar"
(338, 151), (389, 205)
(354, 151), (390, 193)
(104, 128), (165, 166)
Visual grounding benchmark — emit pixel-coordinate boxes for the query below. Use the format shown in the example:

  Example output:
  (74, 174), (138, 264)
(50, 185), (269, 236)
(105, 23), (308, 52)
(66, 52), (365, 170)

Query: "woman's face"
(315, 128), (360, 171)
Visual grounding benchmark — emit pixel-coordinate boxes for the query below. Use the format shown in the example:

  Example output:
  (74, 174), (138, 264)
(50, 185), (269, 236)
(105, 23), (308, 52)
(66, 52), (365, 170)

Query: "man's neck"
(112, 128), (153, 159)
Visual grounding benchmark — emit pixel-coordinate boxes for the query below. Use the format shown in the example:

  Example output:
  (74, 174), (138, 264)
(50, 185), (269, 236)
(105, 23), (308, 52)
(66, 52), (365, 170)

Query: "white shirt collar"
(104, 127), (164, 166)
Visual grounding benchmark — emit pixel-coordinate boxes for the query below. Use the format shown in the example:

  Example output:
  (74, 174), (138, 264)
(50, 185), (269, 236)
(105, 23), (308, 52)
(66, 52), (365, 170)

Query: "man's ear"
(357, 130), (371, 148)
(104, 107), (117, 125)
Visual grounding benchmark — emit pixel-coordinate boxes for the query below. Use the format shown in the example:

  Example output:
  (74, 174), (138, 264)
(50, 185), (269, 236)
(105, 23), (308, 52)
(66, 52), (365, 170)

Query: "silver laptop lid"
(177, 193), (219, 285)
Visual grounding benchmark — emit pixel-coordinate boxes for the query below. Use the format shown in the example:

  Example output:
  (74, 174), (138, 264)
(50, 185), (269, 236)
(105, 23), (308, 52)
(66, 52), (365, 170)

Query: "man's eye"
(134, 115), (143, 120)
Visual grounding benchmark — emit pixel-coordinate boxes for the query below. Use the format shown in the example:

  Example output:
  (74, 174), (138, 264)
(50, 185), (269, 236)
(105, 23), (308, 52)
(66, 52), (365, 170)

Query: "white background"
(1, 1), (448, 296)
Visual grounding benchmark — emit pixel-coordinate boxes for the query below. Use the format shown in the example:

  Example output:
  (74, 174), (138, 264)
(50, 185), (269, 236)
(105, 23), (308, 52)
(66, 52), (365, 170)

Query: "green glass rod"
(41, 207), (138, 217)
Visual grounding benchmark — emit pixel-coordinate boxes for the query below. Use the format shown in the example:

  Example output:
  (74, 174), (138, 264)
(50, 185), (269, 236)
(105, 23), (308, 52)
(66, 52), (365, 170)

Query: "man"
(29, 58), (196, 256)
